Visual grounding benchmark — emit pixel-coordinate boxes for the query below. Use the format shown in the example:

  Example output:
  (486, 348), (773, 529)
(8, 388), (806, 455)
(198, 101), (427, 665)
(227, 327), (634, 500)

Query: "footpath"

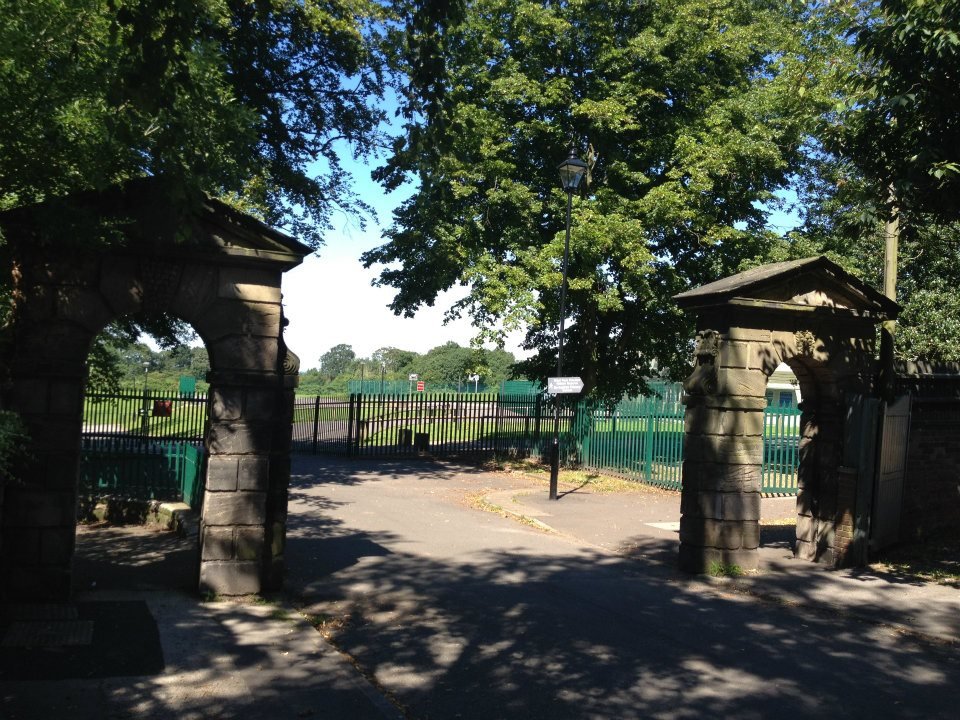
(483, 481), (960, 646)
(2, 463), (957, 720)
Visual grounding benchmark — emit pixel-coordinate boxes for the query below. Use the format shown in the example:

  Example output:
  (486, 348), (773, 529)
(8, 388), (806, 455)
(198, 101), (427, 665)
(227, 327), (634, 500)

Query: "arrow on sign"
(547, 376), (584, 394)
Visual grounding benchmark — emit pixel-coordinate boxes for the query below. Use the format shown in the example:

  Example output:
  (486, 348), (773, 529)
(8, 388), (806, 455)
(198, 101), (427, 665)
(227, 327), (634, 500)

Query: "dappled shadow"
(284, 457), (960, 720)
(291, 455), (490, 486)
(614, 535), (681, 567)
(72, 524), (198, 593)
(759, 522), (797, 551)
(867, 525), (960, 588)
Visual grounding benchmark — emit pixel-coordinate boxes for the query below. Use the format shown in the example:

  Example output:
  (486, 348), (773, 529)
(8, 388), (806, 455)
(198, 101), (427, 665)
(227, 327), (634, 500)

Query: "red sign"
(416, 381), (425, 392)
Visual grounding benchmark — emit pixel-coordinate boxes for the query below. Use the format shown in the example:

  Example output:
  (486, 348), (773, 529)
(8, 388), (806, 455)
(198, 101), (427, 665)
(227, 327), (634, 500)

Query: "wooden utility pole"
(879, 193), (899, 400)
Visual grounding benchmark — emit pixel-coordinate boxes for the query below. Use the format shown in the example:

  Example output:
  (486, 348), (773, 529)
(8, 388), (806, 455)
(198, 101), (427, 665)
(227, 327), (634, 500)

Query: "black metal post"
(140, 363), (151, 438)
(550, 189), (574, 500)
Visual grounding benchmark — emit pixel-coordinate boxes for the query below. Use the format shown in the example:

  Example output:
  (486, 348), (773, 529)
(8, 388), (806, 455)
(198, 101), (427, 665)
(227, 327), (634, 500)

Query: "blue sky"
(281, 155), (514, 370)
(281, 155), (803, 372)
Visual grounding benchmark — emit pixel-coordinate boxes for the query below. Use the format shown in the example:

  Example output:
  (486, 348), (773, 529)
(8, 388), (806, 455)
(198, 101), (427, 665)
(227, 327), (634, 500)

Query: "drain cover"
(0, 600), (164, 680)
(1, 620), (95, 647)
(2, 603), (79, 622)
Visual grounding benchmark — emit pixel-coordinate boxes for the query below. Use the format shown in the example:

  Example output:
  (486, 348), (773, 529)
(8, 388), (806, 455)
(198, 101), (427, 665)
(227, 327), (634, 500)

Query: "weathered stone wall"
(1, 249), (97, 599)
(0, 191), (306, 601)
(895, 368), (960, 541)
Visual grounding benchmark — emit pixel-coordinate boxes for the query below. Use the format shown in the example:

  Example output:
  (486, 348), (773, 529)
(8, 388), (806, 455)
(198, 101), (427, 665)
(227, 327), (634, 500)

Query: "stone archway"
(673, 257), (900, 573)
(0, 181), (309, 600)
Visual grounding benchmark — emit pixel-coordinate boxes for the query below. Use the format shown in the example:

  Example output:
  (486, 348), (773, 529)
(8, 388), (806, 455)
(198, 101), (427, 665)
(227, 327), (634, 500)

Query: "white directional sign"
(547, 376), (584, 394)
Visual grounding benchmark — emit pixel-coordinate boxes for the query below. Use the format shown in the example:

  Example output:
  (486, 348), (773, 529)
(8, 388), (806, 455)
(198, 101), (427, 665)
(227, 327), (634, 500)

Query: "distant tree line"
(83, 334), (519, 397)
(86, 324), (210, 394)
(299, 342), (520, 395)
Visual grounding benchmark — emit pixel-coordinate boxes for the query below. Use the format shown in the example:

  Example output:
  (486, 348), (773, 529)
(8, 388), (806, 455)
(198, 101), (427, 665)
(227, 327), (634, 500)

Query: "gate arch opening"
(76, 317), (212, 592)
(0, 181), (308, 600)
(674, 257), (899, 573)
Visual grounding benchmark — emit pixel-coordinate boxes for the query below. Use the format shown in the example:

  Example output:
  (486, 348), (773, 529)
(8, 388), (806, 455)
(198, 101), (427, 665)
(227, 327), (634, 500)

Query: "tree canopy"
(1, 0), (390, 371)
(364, 0), (842, 400)
(0, 0), (387, 247)
(319, 343), (358, 380)
(839, 0), (960, 221)
(779, 0), (960, 363)
(4, 0), (960, 397)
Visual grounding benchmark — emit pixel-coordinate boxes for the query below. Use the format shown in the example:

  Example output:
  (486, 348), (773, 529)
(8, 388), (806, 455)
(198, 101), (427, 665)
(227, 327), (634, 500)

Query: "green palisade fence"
(578, 395), (686, 490)
(79, 438), (205, 507)
(290, 390), (800, 495)
(761, 406), (802, 494)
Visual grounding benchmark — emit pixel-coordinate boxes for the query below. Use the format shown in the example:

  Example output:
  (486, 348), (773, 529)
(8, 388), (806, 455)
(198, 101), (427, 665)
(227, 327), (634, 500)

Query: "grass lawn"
(486, 457), (678, 495)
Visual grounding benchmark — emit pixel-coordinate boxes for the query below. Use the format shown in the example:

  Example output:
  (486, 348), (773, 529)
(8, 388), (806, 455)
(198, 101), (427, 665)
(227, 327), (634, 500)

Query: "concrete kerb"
(199, 597), (407, 720)
(478, 488), (561, 535)
(82, 499), (199, 537)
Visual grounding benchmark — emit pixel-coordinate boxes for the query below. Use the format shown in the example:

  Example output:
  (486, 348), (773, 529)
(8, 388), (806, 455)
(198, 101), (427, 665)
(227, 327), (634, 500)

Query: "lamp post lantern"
(550, 148), (588, 500)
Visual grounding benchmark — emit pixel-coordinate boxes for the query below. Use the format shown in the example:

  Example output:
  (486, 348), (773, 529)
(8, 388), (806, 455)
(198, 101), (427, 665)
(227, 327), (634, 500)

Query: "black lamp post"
(140, 361), (151, 437)
(550, 148), (588, 500)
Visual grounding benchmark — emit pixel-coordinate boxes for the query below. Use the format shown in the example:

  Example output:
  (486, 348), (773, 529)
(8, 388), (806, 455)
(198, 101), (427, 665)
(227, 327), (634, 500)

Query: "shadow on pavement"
(284, 456), (960, 720)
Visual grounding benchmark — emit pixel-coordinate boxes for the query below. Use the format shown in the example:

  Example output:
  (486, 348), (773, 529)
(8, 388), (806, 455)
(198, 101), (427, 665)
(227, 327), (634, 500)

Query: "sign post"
(547, 377), (584, 395)
(547, 376), (583, 500)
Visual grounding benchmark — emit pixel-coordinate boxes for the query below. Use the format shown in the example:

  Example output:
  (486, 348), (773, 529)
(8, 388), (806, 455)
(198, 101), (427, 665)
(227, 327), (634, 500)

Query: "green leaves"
(842, 0), (960, 220)
(896, 279), (960, 363)
(369, 0), (824, 400)
(0, 0), (387, 247)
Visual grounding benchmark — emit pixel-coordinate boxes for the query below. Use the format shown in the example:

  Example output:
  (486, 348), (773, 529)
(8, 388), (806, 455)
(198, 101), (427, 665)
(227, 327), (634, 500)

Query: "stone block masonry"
(673, 256), (896, 575)
(0, 180), (309, 601)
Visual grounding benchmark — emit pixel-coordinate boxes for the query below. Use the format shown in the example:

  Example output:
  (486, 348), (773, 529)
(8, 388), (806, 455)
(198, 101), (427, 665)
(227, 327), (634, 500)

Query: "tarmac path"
(285, 456), (960, 720)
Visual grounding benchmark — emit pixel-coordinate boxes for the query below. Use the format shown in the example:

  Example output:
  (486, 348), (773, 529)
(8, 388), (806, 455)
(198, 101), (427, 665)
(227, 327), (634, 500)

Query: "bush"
(0, 410), (29, 485)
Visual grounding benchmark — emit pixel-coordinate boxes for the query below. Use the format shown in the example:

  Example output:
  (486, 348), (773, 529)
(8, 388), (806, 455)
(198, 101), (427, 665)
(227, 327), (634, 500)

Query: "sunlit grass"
(487, 457), (676, 495)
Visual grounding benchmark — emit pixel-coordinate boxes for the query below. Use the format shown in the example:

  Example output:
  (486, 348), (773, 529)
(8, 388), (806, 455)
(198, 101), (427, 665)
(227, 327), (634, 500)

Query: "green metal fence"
(762, 406), (802, 494)
(579, 395), (686, 490)
(79, 438), (205, 507)
(293, 389), (802, 495)
(347, 379), (497, 395)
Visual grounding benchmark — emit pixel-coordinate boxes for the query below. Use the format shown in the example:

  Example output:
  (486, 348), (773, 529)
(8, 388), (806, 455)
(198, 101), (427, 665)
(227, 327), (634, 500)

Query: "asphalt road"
(284, 456), (960, 720)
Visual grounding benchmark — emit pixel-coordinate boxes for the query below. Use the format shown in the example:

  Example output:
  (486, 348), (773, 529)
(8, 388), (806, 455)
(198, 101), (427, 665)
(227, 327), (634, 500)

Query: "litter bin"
(398, 428), (413, 447)
(414, 432), (429, 454)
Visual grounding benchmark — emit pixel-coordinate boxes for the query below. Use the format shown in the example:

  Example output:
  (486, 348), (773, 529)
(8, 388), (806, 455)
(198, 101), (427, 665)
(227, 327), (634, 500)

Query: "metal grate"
(1, 620), (94, 647)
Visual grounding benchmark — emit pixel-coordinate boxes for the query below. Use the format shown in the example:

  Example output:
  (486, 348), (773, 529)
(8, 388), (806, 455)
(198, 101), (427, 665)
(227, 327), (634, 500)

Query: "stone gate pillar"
(673, 257), (900, 573)
(679, 329), (770, 572)
(196, 268), (302, 597)
(0, 181), (310, 600)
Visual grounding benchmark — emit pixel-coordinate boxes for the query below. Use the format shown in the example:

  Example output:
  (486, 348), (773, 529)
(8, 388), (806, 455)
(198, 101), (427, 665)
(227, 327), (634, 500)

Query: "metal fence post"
(312, 395), (321, 455)
(346, 393), (356, 457)
(644, 399), (655, 482)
